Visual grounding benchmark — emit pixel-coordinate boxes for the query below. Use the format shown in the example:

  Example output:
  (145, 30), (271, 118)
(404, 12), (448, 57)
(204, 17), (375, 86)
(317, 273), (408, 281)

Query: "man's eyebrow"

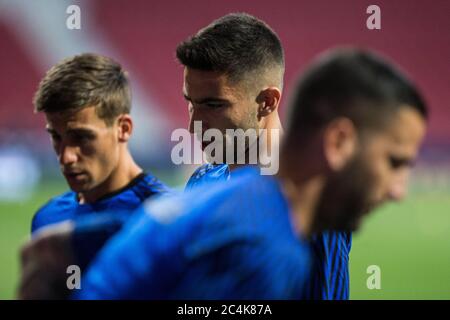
(46, 128), (97, 137)
(45, 127), (58, 135)
(198, 98), (229, 104)
(183, 93), (229, 104)
(66, 128), (97, 136)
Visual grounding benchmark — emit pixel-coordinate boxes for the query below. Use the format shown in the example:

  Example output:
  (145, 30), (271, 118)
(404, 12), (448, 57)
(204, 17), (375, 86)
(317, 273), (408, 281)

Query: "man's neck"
(228, 113), (284, 171)
(78, 151), (142, 204)
(276, 155), (325, 239)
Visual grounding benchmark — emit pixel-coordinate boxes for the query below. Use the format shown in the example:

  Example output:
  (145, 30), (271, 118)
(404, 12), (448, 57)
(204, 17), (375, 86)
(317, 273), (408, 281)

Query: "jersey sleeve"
(71, 196), (193, 300)
(71, 212), (132, 269)
(31, 201), (65, 235)
(185, 164), (230, 191)
(31, 209), (45, 234)
(71, 191), (176, 269)
(31, 192), (75, 235)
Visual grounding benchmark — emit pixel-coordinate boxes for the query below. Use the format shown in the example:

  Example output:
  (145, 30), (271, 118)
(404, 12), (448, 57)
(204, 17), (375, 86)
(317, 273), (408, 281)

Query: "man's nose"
(59, 145), (78, 166)
(388, 171), (410, 201)
(188, 109), (205, 135)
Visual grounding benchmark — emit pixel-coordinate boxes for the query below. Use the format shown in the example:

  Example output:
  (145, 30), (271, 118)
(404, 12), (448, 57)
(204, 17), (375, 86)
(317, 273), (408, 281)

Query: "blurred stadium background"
(0, 0), (449, 299)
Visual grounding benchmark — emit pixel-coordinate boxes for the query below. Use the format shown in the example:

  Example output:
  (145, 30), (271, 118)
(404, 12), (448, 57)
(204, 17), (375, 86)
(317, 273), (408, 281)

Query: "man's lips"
(63, 171), (86, 180)
(63, 170), (84, 175)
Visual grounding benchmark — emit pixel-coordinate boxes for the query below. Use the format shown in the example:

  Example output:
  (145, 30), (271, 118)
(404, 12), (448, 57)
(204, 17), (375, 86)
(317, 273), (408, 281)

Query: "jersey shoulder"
(185, 164), (230, 191)
(93, 172), (172, 211)
(148, 166), (261, 228)
(134, 167), (264, 253)
(176, 169), (312, 298)
(31, 191), (77, 233)
(135, 172), (172, 199)
(184, 166), (312, 271)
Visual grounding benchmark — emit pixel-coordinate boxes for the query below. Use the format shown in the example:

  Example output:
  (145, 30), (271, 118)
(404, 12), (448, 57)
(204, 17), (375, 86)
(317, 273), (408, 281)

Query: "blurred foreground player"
(31, 54), (170, 235)
(19, 48), (427, 299)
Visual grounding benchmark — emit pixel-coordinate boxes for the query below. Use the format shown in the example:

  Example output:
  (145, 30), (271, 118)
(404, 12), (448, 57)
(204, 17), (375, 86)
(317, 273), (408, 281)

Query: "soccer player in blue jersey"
(31, 53), (170, 235)
(18, 48), (427, 300)
(179, 14), (349, 299)
(28, 13), (285, 282)
(181, 14), (284, 190)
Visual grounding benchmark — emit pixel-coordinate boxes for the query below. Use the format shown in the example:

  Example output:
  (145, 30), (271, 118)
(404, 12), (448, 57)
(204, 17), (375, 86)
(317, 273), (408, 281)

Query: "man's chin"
(347, 218), (362, 233)
(320, 214), (365, 233)
(67, 181), (91, 194)
(345, 211), (375, 233)
(343, 202), (382, 232)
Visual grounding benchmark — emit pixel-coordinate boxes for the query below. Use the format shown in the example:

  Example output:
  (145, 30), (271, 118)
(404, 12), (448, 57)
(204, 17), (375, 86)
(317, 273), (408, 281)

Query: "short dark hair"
(33, 53), (131, 125)
(176, 13), (284, 85)
(285, 48), (427, 140)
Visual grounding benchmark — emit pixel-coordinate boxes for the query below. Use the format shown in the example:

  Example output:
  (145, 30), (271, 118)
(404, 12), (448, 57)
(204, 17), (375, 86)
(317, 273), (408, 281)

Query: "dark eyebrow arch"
(183, 93), (229, 105)
(66, 128), (97, 137)
(46, 128), (96, 137)
(183, 93), (191, 101)
(46, 128), (58, 135)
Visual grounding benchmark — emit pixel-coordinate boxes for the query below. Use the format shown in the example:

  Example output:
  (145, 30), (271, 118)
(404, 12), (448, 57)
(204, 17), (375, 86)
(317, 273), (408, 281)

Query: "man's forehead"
(183, 68), (243, 97)
(45, 106), (103, 129)
(387, 107), (426, 144)
(371, 107), (426, 157)
(185, 68), (224, 87)
(184, 67), (224, 80)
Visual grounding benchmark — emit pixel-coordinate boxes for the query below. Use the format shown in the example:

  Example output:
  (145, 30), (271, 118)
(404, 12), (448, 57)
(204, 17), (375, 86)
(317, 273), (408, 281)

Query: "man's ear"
(323, 117), (357, 171)
(257, 87), (282, 118)
(117, 114), (133, 142)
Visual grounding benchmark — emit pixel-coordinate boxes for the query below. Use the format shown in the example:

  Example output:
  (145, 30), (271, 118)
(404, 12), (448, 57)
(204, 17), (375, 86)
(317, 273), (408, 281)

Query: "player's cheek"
(377, 164), (393, 202)
(364, 160), (382, 204)
(98, 147), (117, 176)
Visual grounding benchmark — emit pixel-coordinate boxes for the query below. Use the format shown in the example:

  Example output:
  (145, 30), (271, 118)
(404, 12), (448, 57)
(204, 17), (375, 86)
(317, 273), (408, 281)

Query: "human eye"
(71, 132), (95, 145)
(389, 156), (411, 170)
(204, 101), (226, 109)
(48, 132), (61, 143)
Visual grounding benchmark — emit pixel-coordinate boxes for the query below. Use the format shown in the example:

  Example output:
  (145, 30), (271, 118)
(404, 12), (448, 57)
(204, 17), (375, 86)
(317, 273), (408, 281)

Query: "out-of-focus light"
(0, 147), (41, 202)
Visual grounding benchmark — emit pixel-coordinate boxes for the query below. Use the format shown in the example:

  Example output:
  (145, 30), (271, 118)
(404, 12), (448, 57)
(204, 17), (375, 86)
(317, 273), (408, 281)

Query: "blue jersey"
(185, 163), (352, 300)
(68, 164), (230, 268)
(64, 165), (229, 269)
(185, 163), (230, 190)
(306, 231), (352, 300)
(32, 172), (170, 234)
(72, 167), (312, 300)
(67, 165), (228, 268)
